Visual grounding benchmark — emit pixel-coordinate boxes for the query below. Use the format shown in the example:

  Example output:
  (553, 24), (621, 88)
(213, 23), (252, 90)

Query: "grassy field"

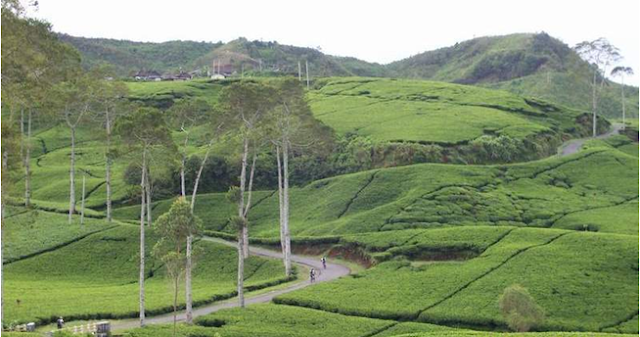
(2, 216), (292, 325)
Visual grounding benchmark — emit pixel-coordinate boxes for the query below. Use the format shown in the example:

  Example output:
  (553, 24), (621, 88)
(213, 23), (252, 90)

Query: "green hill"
(60, 35), (383, 78)
(113, 145), (639, 238)
(61, 32), (638, 119)
(387, 33), (639, 119)
(2, 212), (293, 324)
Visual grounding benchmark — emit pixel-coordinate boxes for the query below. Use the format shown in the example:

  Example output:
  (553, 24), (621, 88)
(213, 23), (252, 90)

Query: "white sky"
(29, 0), (640, 85)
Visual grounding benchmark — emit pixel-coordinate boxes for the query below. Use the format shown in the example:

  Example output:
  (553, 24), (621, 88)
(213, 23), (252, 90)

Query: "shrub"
(499, 284), (545, 332)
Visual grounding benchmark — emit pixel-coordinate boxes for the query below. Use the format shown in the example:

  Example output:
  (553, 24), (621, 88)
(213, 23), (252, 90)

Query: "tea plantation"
(3, 77), (637, 337)
(309, 77), (591, 144)
(113, 145), (638, 238)
(2, 215), (291, 325)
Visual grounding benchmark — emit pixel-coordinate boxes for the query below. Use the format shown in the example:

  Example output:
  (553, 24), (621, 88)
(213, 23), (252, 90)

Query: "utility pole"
(305, 60), (310, 89)
(298, 61), (302, 81)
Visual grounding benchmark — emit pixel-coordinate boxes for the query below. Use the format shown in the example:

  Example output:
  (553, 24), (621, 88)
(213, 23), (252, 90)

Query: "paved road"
(111, 237), (350, 331)
(558, 124), (623, 157)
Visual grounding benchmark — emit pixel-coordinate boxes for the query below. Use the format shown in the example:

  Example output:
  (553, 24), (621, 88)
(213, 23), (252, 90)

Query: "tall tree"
(51, 71), (101, 223)
(94, 73), (130, 222)
(116, 107), (175, 327)
(267, 78), (333, 276)
(226, 189), (248, 308)
(152, 197), (202, 332)
(166, 99), (210, 198)
(610, 66), (634, 129)
(574, 38), (621, 137)
(2, 3), (80, 209)
(218, 81), (276, 258)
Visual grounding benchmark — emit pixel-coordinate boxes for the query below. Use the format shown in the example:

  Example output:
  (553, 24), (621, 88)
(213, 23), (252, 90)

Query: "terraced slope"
(275, 228), (638, 332)
(2, 216), (292, 324)
(114, 145), (638, 237)
(310, 77), (594, 145)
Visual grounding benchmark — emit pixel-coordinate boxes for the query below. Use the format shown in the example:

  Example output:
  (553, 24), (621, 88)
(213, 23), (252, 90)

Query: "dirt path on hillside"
(559, 124), (623, 157)
(111, 237), (350, 331)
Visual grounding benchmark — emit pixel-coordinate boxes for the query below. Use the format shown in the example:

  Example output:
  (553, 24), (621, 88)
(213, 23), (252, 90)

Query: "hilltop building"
(133, 70), (162, 81)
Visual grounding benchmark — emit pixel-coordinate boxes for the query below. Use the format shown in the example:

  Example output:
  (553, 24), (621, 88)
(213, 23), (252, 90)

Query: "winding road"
(558, 124), (623, 157)
(111, 237), (351, 331)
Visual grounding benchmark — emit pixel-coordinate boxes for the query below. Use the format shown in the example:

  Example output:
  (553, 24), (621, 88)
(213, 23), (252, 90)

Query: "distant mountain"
(59, 35), (385, 78)
(387, 33), (638, 118)
(60, 32), (637, 118)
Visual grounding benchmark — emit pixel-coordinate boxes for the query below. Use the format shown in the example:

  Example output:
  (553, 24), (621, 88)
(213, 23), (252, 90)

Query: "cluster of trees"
(2, 2), (324, 326)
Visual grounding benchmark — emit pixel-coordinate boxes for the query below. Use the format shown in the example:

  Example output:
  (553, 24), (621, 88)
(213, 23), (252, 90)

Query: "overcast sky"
(29, 0), (639, 85)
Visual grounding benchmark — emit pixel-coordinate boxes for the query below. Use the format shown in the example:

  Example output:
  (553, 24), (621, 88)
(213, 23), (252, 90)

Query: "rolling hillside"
(60, 35), (383, 78)
(387, 33), (639, 118)
(61, 32), (638, 118)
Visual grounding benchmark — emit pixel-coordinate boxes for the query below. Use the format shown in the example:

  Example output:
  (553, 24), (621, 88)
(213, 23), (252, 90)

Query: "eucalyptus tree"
(2, 2), (80, 208)
(574, 38), (621, 136)
(115, 107), (175, 327)
(610, 66), (634, 129)
(267, 78), (333, 276)
(218, 81), (277, 258)
(94, 71), (130, 222)
(52, 73), (98, 222)
(166, 99), (210, 198)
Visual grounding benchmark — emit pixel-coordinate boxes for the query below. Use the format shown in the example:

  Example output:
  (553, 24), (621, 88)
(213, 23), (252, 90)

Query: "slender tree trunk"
(69, 125), (77, 223)
(20, 108), (24, 164)
(276, 145), (285, 257)
(592, 70), (597, 137)
(146, 167), (152, 226)
(237, 138), (248, 307)
(173, 275), (178, 335)
(105, 111), (113, 222)
(282, 139), (292, 276)
(190, 141), (213, 211)
(242, 153), (257, 258)
(24, 110), (32, 207)
(185, 235), (193, 323)
(237, 226), (245, 308)
(2, 147), (9, 220)
(621, 77), (626, 130)
(80, 174), (86, 225)
(238, 138), (249, 257)
(139, 151), (147, 327)
(305, 60), (310, 89)
(180, 133), (189, 197)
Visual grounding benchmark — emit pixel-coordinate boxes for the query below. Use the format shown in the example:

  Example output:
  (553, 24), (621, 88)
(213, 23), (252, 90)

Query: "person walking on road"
(309, 268), (316, 283)
(321, 256), (327, 269)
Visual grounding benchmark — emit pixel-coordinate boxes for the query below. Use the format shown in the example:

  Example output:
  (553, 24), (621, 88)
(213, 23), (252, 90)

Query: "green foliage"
(59, 34), (219, 77)
(153, 197), (203, 250)
(499, 284), (545, 332)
